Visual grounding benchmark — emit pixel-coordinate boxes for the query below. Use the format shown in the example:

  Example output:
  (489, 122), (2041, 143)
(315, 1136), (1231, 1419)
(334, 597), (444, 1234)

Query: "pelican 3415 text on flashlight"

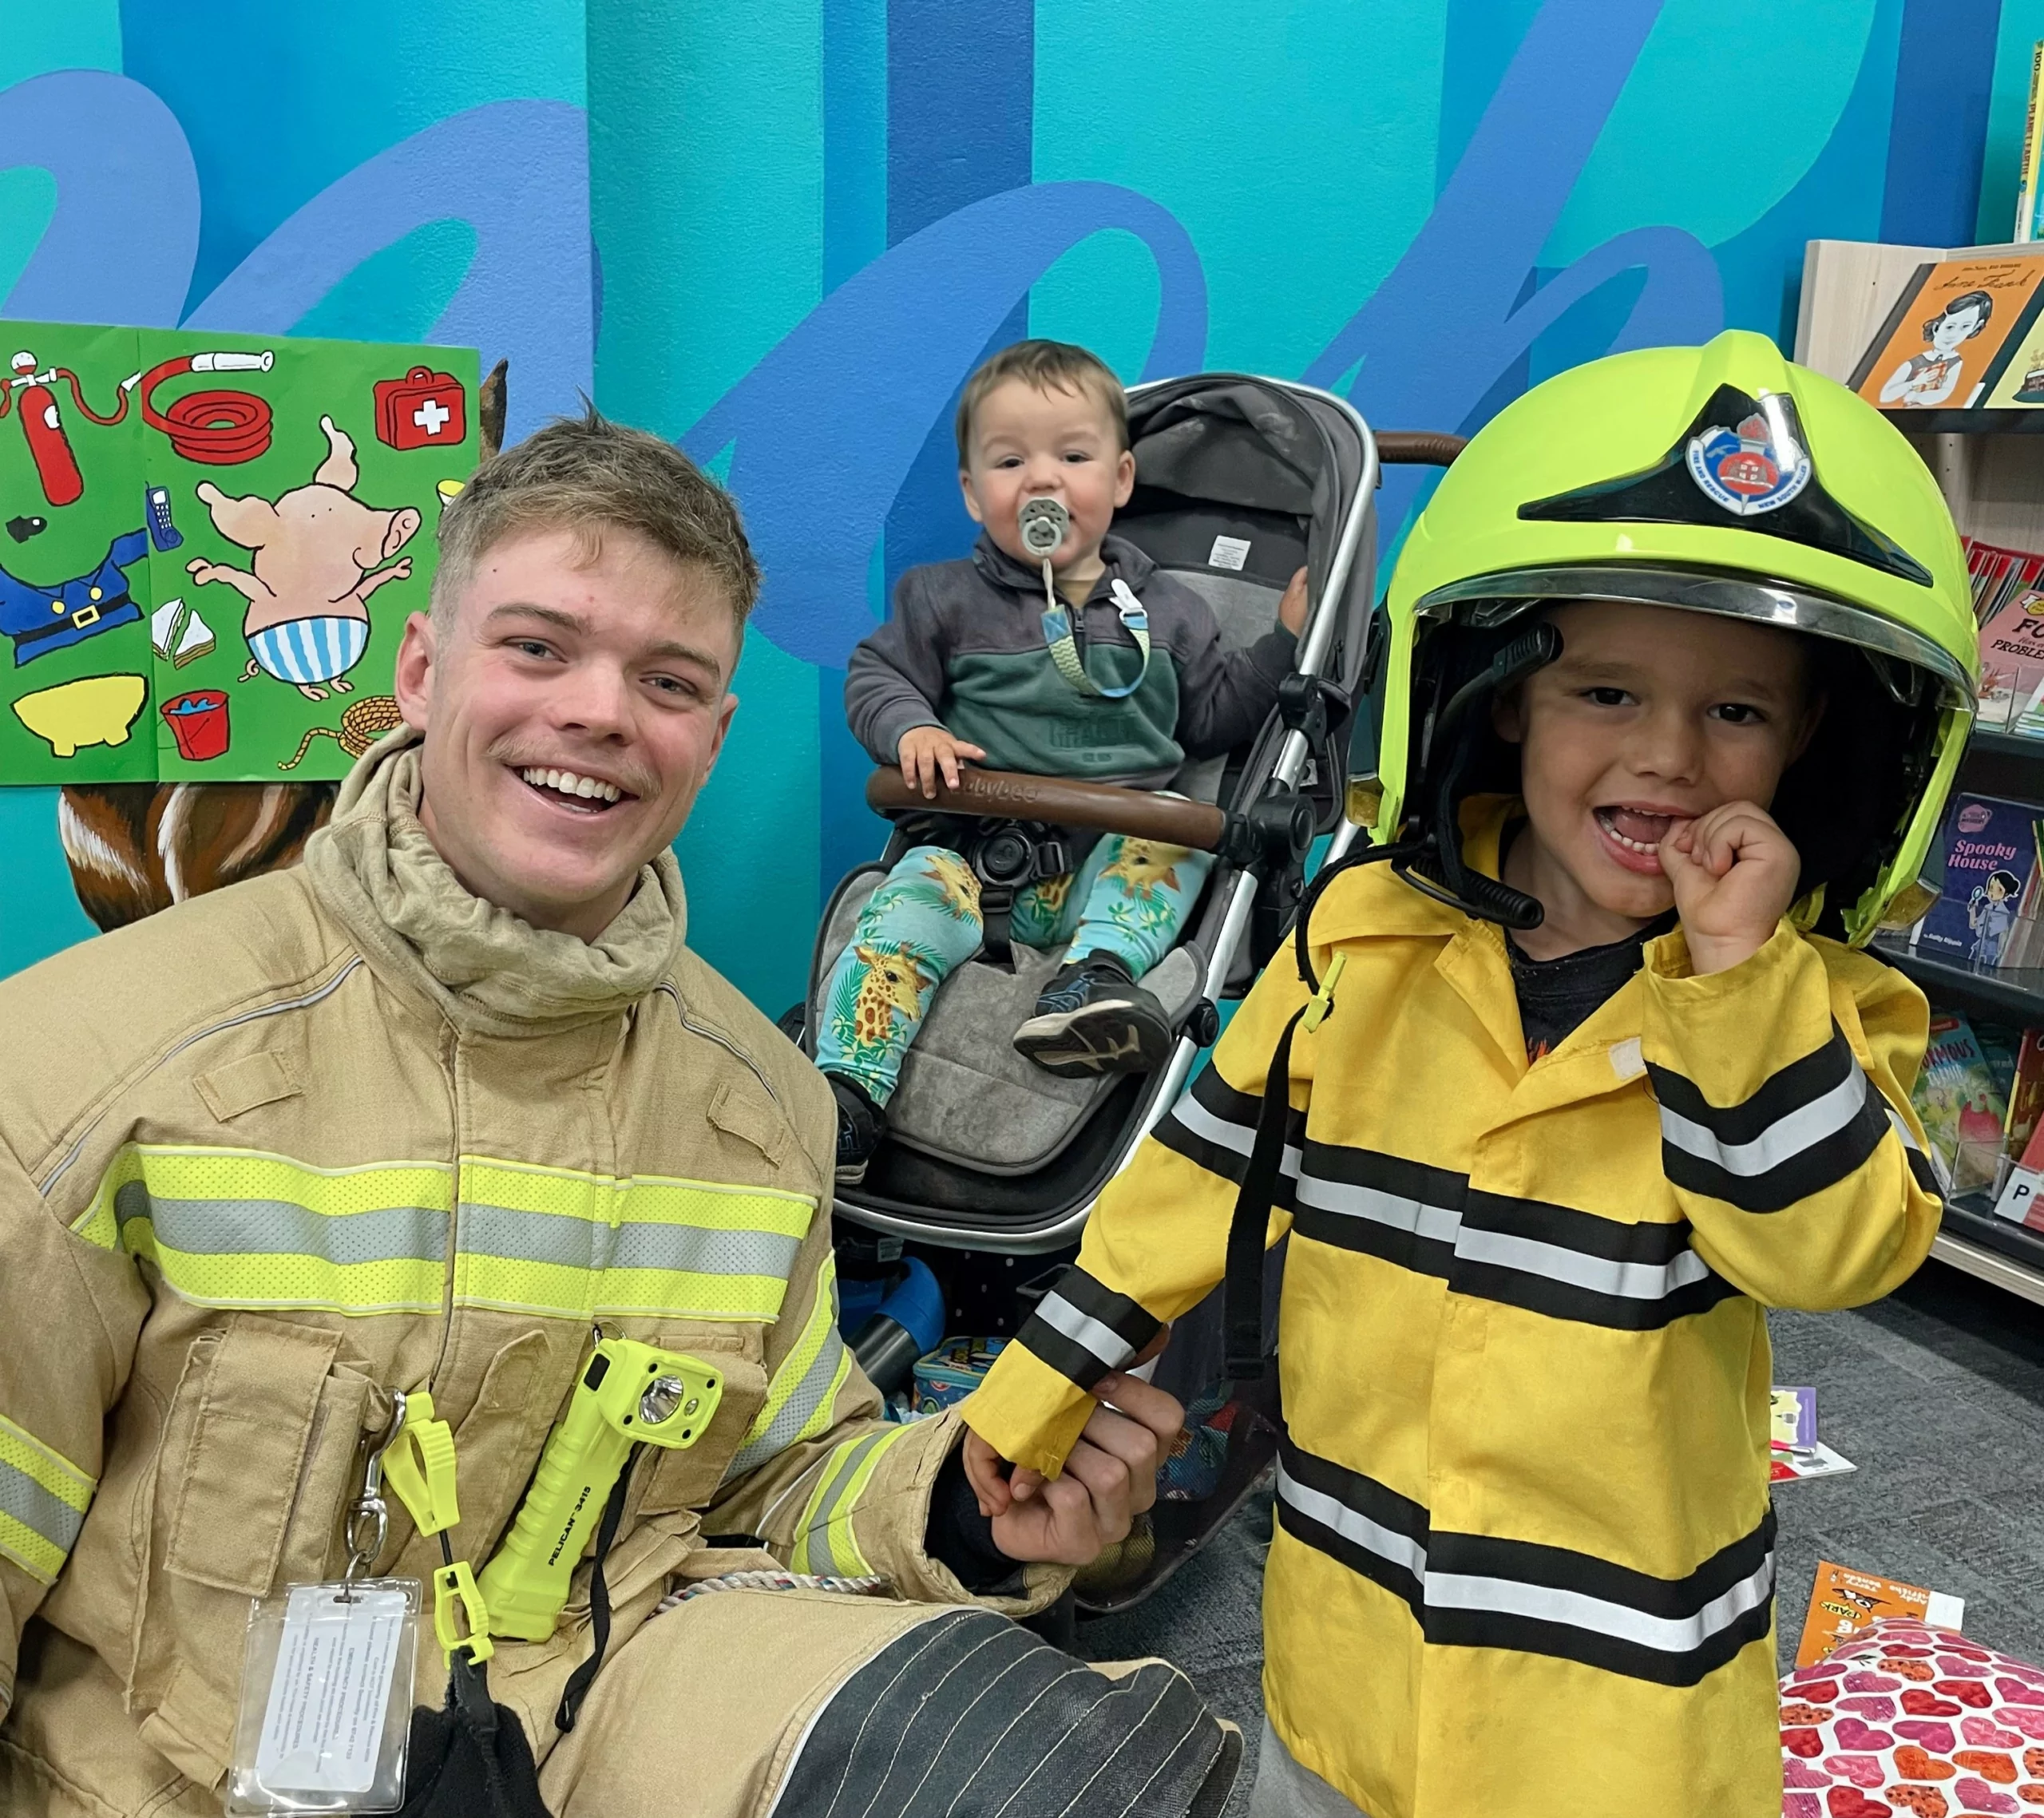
(477, 1338), (723, 1641)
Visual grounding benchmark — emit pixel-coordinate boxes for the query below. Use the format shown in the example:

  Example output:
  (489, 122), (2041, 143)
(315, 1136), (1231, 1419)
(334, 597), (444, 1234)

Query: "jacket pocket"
(133, 1318), (381, 1786)
(164, 1317), (359, 1595)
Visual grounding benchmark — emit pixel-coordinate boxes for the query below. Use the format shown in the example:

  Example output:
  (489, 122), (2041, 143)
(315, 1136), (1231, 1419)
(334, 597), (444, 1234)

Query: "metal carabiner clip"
(340, 1391), (409, 1598)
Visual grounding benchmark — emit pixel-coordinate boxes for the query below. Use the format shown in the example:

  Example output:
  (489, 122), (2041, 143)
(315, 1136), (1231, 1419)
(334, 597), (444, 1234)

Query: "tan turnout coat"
(0, 734), (1059, 1817)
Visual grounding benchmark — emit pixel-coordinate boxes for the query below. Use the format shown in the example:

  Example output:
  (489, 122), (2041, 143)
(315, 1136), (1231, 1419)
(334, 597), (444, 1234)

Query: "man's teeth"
(519, 766), (622, 803)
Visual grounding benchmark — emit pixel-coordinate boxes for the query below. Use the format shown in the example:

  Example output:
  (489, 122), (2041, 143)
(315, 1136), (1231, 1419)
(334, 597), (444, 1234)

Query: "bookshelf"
(1798, 238), (2044, 1306)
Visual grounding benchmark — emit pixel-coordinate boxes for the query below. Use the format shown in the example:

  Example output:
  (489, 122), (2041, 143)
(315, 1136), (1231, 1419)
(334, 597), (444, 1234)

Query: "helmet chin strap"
(1290, 621), (1563, 992)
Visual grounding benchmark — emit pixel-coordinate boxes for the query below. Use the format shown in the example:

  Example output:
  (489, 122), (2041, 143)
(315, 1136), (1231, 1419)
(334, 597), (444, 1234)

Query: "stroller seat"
(811, 870), (1208, 1175)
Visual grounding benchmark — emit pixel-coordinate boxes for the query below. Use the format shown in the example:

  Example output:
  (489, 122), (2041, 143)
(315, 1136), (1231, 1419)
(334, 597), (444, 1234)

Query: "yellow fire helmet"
(1345, 328), (1978, 949)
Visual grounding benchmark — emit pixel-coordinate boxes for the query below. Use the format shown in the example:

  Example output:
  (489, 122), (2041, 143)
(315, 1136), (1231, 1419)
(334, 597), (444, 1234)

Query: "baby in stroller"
(818, 339), (1308, 1182)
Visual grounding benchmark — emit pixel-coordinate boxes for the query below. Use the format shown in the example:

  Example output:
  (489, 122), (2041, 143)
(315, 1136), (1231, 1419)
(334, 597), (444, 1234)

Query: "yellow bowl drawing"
(13, 674), (149, 758)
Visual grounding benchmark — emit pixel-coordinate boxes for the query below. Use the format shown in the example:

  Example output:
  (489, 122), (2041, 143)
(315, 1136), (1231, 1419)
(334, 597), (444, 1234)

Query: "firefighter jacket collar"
(304, 724), (689, 1035)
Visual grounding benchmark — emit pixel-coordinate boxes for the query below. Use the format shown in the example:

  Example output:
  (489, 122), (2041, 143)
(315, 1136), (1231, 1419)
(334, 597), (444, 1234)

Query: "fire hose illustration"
(1, 347), (276, 507)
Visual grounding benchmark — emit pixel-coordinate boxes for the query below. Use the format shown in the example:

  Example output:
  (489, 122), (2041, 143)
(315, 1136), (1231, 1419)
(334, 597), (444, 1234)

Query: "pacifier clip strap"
(1040, 573), (1151, 700)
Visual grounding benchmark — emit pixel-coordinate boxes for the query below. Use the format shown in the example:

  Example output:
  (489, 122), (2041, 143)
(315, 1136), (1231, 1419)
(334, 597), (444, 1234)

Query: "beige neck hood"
(304, 727), (689, 1034)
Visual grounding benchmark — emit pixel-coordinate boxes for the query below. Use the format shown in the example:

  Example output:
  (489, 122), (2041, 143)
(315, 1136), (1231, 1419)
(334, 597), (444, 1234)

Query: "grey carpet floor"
(1072, 1257), (2044, 1813)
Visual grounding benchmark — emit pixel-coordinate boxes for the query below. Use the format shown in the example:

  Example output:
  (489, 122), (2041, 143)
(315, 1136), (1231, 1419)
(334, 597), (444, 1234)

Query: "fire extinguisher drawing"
(7, 352), (89, 508)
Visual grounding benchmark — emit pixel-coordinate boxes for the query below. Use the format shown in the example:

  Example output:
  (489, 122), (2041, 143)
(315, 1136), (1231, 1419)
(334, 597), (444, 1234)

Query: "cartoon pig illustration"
(185, 415), (422, 701)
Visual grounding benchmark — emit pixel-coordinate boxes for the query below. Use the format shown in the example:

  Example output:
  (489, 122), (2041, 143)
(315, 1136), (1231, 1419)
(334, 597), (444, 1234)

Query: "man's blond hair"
(431, 406), (762, 630)
(954, 339), (1129, 466)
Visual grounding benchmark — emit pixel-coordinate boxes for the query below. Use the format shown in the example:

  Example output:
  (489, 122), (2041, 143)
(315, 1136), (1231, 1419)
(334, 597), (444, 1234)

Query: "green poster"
(0, 324), (479, 783)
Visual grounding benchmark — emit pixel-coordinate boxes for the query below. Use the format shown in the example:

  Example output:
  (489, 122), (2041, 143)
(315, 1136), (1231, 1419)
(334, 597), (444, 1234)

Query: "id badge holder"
(226, 1578), (419, 1814)
(226, 1398), (421, 1814)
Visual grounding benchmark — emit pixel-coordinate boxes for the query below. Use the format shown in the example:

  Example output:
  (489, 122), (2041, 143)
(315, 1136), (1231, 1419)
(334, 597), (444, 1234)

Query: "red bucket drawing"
(161, 690), (230, 761)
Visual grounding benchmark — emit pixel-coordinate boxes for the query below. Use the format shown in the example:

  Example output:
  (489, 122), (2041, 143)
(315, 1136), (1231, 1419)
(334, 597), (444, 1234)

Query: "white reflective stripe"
(1885, 1106), (1923, 1152)
(1424, 1549), (1775, 1656)
(1451, 1227), (1711, 1301)
(1035, 1291), (1137, 1371)
(1293, 1171), (1462, 1245)
(1657, 1065), (1870, 1177)
(1170, 1091), (1295, 1169)
(1275, 1463), (1428, 1578)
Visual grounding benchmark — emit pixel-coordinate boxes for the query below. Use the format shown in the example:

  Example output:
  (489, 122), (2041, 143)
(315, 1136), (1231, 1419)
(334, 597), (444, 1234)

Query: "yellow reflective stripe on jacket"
(723, 1252), (852, 1483)
(68, 1146), (813, 1323)
(72, 1145), (451, 1315)
(453, 1159), (814, 1321)
(790, 1424), (916, 1577)
(0, 1412), (95, 1585)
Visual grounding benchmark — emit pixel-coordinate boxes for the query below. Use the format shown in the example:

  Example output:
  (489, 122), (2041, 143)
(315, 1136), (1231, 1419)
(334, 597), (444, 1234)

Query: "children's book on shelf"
(1848, 256), (2044, 424)
(2001, 1025), (2044, 1163)
(1966, 536), (2044, 732)
(1795, 1562), (1967, 1669)
(2019, 39), (2044, 242)
(1910, 1012), (2009, 1195)
(1993, 1099), (2044, 1230)
(1913, 792), (2044, 970)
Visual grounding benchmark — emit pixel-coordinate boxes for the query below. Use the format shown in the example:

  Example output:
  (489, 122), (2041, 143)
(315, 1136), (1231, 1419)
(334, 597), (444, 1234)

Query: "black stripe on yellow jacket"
(1011, 1267), (1163, 1392)
(1274, 1435), (1777, 1689)
(1154, 1062), (1740, 1333)
(1646, 1022), (1894, 1212)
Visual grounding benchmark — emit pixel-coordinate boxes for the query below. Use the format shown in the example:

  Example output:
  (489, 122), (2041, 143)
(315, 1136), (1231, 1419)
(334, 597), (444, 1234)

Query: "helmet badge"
(1685, 404), (1812, 517)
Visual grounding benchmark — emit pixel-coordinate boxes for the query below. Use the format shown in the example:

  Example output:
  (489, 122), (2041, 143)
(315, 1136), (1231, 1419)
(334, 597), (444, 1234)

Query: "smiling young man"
(0, 410), (1241, 1818)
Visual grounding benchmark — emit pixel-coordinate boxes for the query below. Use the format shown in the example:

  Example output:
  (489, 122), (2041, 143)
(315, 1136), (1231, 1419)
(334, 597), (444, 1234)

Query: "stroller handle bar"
(865, 765), (1228, 852)
(1374, 430), (1468, 466)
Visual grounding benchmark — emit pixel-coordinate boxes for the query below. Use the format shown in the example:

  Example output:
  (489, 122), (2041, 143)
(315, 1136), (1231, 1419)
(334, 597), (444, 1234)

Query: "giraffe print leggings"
(812, 836), (1213, 1107)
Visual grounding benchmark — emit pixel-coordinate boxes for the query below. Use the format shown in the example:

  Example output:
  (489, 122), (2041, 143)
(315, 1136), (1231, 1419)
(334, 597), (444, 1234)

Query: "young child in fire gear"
(962, 331), (1976, 1818)
(818, 339), (1308, 1182)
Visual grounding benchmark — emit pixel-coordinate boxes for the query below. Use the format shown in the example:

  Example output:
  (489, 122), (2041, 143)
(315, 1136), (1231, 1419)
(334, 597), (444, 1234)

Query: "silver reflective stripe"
(1451, 1227), (1712, 1301)
(1276, 1463), (1428, 1580)
(801, 1433), (888, 1575)
(1294, 1172), (1462, 1245)
(0, 1459), (85, 1558)
(122, 1189), (448, 1265)
(458, 1205), (802, 1278)
(1658, 1066), (1871, 1177)
(723, 1326), (847, 1483)
(1034, 1290), (1137, 1372)
(1171, 1091), (1301, 1174)
(1425, 1551), (1777, 1656)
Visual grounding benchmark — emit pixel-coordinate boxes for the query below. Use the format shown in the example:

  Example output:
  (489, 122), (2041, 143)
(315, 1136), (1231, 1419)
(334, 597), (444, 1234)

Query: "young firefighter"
(961, 331), (1978, 1816)
(820, 339), (1308, 1181)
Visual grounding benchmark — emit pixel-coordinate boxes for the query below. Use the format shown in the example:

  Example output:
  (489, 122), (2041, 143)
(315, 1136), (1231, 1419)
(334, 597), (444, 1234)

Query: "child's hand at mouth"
(1657, 801), (1803, 975)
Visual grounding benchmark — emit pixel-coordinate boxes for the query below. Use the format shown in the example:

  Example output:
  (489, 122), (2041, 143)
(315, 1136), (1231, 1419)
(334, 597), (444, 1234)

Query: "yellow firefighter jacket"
(0, 734), (1059, 1817)
(964, 799), (1943, 1818)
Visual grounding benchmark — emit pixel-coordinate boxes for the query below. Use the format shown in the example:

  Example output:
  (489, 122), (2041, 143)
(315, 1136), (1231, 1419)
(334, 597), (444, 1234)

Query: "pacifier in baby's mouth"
(1018, 496), (1068, 560)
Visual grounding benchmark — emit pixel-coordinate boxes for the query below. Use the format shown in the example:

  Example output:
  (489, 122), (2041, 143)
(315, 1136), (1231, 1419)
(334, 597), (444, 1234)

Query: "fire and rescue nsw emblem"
(1685, 410), (1812, 517)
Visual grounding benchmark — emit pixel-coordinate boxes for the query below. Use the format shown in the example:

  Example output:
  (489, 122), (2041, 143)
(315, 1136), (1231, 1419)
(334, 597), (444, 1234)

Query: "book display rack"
(1800, 238), (2044, 1308)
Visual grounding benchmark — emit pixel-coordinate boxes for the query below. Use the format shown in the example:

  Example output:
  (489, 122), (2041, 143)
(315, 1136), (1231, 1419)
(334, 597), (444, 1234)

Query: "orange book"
(1795, 1560), (1967, 1668)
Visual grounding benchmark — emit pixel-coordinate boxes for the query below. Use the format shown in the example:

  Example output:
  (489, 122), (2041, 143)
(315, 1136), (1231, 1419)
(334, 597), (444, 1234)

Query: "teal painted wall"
(3, 0), (2040, 1016)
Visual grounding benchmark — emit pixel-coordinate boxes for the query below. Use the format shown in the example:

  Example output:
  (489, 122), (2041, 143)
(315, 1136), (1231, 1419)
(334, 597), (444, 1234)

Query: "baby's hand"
(897, 726), (986, 799)
(1658, 800), (1800, 974)
(1278, 567), (1309, 637)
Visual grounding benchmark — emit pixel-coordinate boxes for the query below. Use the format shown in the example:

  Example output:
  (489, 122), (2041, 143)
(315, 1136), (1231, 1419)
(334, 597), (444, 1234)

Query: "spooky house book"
(0, 322), (477, 784)
(1912, 792), (2044, 971)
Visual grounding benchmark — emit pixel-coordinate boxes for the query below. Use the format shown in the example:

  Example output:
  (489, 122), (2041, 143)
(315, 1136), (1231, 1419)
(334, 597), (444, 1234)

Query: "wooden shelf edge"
(1930, 1212), (2044, 1308)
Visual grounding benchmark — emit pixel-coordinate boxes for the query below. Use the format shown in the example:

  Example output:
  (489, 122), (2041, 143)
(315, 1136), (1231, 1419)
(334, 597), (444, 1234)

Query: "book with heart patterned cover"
(1778, 1617), (2044, 1816)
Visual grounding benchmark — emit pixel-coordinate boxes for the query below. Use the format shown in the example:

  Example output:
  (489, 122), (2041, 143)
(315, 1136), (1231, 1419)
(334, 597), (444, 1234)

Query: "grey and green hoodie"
(846, 532), (1296, 789)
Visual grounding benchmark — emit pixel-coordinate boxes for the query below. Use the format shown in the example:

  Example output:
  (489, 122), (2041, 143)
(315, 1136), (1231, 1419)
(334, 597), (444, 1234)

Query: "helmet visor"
(1412, 562), (1975, 714)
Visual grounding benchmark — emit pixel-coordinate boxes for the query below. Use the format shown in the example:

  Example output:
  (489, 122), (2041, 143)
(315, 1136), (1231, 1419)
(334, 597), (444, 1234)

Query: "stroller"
(790, 372), (1455, 1610)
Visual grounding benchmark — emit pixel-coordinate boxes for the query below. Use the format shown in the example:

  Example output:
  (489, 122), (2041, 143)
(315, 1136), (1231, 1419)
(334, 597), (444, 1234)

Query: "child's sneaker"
(1013, 954), (1173, 1078)
(828, 1074), (886, 1185)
